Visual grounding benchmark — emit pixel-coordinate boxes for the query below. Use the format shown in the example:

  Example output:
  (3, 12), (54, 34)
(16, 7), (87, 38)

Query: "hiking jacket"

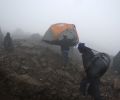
(58, 38), (75, 51)
(81, 46), (94, 69)
(4, 36), (13, 45)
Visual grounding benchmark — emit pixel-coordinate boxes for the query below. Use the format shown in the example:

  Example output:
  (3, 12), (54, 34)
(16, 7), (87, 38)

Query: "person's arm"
(68, 38), (75, 41)
(82, 54), (88, 78)
(82, 54), (88, 68)
(82, 68), (87, 78)
(51, 39), (61, 45)
(42, 40), (61, 45)
(67, 38), (76, 46)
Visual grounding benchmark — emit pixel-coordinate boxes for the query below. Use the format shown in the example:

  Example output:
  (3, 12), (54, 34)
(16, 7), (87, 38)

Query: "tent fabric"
(42, 23), (79, 46)
(51, 23), (75, 36)
(112, 51), (120, 73)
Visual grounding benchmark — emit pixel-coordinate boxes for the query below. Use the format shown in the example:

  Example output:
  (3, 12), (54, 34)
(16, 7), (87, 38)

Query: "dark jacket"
(43, 38), (75, 51)
(4, 36), (12, 44)
(81, 46), (94, 69)
(57, 38), (75, 51)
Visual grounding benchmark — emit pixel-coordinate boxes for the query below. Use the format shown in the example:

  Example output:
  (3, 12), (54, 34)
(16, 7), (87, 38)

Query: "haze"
(0, 0), (120, 56)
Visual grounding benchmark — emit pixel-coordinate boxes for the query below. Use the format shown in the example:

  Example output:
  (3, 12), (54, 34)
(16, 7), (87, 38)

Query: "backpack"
(86, 53), (111, 79)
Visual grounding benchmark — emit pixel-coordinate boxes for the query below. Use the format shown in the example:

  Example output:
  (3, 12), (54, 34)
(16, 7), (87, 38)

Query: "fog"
(0, 0), (120, 56)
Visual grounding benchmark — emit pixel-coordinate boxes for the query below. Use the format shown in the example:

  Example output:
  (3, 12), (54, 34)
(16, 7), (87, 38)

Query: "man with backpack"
(78, 43), (102, 100)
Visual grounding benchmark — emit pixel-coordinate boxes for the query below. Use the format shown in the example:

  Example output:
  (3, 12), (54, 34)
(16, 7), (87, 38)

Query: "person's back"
(4, 32), (14, 52)
(59, 34), (75, 51)
(60, 38), (70, 51)
(81, 46), (94, 69)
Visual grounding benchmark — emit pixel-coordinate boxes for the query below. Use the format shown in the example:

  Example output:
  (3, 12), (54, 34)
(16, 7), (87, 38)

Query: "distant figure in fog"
(3, 32), (14, 52)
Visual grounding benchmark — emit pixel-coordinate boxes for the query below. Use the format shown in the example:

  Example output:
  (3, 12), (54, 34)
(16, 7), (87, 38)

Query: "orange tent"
(42, 23), (79, 46)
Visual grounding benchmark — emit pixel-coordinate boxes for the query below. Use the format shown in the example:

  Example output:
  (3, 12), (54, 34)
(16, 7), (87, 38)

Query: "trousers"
(80, 77), (102, 100)
(62, 51), (68, 67)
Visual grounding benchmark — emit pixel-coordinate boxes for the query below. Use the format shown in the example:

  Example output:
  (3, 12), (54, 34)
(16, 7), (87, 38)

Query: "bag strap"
(87, 47), (100, 53)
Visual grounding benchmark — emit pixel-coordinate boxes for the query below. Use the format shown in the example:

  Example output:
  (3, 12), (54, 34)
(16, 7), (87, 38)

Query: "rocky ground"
(0, 39), (120, 100)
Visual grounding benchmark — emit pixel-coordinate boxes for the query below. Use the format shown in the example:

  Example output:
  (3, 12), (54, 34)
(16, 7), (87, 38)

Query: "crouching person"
(3, 32), (14, 52)
(78, 43), (102, 100)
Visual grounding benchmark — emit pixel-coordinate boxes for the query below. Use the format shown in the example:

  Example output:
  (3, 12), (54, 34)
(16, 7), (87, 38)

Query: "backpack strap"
(87, 47), (100, 53)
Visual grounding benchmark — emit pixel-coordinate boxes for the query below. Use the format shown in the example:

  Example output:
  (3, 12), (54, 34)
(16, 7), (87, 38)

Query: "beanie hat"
(78, 43), (85, 50)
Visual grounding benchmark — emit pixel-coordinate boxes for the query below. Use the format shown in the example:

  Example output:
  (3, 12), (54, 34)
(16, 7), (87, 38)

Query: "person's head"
(63, 34), (67, 39)
(6, 32), (10, 37)
(78, 42), (85, 53)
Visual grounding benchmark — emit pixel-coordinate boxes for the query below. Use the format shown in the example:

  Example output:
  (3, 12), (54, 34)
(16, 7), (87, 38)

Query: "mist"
(0, 0), (120, 56)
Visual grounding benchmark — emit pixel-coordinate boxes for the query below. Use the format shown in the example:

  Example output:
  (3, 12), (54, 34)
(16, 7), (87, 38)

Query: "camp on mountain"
(112, 51), (120, 73)
(42, 23), (79, 46)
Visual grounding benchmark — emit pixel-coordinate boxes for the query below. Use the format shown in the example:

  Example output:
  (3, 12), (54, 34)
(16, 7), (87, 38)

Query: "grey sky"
(0, 0), (120, 55)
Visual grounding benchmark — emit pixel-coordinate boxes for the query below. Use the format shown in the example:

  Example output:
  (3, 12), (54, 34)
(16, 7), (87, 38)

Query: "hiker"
(3, 32), (14, 52)
(57, 34), (76, 68)
(78, 43), (102, 100)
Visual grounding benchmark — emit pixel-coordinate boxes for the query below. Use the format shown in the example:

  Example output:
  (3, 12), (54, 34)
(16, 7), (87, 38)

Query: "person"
(3, 32), (14, 52)
(78, 42), (102, 100)
(53, 34), (76, 68)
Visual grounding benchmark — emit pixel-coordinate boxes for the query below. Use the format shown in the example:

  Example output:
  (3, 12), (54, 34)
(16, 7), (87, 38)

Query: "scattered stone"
(21, 66), (29, 70)
(31, 58), (40, 67)
(0, 39), (120, 100)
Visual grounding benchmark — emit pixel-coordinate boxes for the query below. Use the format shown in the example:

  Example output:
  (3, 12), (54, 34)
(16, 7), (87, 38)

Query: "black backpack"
(86, 52), (111, 79)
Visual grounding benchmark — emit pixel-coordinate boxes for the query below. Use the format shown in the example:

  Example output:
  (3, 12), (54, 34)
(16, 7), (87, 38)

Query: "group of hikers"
(55, 34), (103, 100)
(2, 32), (108, 100)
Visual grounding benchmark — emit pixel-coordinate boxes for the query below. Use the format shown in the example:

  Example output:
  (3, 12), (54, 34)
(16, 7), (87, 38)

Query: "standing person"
(3, 32), (14, 52)
(78, 43), (102, 100)
(58, 34), (76, 68)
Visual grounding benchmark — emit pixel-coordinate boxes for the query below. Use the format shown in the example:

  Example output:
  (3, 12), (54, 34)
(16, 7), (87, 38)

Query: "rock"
(21, 42), (34, 48)
(31, 49), (37, 54)
(51, 91), (57, 95)
(62, 87), (68, 92)
(11, 61), (21, 71)
(113, 78), (120, 91)
(100, 79), (107, 85)
(72, 93), (79, 98)
(44, 82), (51, 86)
(45, 67), (54, 73)
(0, 28), (4, 40)
(43, 63), (47, 67)
(56, 70), (65, 76)
(20, 74), (30, 79)
(65, 81), (73, 86)
(4, 73), (46, 97)
(1, 38), (120, 100)
(114, 71), (118, 74)
(31, 58), (40, 67)
(21, 66), (29, 70)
